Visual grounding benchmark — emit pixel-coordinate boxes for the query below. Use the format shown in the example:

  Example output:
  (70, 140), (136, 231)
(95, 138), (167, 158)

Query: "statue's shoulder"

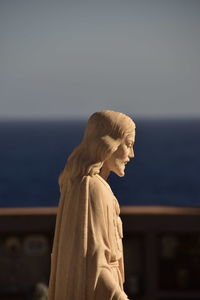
(84, 174), (112, 196)
(80, 174), (102, 191)
(86, 174), (106, 186)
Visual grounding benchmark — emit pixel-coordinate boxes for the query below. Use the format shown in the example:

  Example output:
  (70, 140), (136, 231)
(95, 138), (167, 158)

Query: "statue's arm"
(86, 177), (129, 300)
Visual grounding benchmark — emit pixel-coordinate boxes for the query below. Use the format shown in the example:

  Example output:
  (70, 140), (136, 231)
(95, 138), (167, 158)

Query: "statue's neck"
(99, 164), (110, 181)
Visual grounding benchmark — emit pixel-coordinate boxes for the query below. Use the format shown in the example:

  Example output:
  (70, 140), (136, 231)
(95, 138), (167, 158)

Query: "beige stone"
(48, 110), (136, 300)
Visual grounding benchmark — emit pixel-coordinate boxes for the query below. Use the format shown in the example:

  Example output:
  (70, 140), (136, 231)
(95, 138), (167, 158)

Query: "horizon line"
(0, 114), (200, 122)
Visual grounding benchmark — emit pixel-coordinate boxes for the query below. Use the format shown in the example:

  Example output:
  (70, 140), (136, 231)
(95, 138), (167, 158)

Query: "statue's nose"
(129, 148), (134, 158)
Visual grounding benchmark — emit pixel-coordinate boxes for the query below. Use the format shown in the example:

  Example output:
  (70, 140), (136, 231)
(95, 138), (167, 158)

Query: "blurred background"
(0, 0), (200, 299)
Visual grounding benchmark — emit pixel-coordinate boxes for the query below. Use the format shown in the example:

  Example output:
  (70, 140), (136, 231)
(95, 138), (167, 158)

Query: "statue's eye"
(126, 139), (134, 148)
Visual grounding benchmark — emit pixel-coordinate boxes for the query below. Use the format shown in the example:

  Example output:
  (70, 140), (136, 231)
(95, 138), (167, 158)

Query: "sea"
(0, 118), (200, 208)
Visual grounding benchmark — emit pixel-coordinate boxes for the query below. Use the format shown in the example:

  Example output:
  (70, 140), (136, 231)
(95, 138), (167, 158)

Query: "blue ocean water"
(0, 119), (200, 207)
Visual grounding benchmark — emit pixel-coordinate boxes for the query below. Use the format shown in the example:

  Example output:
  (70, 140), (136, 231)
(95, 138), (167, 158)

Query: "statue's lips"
(116, 160), (130, 167)
(119, 161), (129, 167)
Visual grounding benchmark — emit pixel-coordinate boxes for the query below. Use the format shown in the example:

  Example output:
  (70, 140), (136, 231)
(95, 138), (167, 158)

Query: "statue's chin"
(111, 161), (126, 177)
(114, 169), (125, 177)
(119, 172), (125, 177)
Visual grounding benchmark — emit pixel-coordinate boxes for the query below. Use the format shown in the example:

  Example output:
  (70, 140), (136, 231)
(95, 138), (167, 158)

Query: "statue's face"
(105, 130), (135, 177)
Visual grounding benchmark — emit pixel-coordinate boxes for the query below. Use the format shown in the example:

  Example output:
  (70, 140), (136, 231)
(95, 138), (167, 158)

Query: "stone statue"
(48, 110), (136, 300)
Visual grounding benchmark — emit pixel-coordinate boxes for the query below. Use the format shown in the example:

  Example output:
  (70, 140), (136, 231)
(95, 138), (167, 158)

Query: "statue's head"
(61, 110), (136, 183)
(82, 110), (135, 176)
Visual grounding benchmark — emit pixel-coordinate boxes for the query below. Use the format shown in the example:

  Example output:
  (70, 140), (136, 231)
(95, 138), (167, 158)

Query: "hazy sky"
(1, 0), (200, 119)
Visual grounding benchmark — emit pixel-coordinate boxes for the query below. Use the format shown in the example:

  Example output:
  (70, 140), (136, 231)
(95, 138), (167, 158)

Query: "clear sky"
(1, 0), (200, 119)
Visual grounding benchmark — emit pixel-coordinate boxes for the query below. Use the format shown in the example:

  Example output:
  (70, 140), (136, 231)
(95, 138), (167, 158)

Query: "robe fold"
(48, 174), (128, 300)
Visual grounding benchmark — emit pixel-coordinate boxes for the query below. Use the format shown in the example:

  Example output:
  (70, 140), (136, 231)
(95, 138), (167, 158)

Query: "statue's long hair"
(59, 110), (135, 190)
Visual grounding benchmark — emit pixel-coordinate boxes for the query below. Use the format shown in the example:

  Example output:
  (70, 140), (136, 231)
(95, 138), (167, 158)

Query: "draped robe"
(48, 174), (129, 300)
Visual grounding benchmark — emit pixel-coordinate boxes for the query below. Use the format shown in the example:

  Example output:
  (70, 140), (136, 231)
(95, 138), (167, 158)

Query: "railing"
(0, 206), (200, 300)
